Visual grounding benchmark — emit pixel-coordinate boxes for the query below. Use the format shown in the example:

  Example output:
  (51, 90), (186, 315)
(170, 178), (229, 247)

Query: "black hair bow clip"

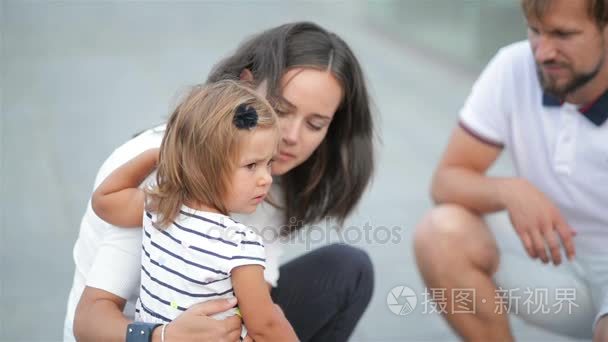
(233, 104), (258, 130)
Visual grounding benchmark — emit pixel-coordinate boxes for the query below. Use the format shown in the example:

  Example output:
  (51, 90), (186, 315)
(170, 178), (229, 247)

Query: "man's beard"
(537, 56), (604, 99)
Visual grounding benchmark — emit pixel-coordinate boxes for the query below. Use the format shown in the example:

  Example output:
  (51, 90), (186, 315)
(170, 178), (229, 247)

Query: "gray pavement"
(0, 1), (590, 341)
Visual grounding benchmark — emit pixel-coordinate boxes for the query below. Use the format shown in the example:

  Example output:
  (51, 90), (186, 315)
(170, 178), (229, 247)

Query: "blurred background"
(0, 0), (588, 341)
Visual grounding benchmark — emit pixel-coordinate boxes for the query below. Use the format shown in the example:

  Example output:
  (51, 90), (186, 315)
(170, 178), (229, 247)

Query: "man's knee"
(414, 204), (498, 272)
(593, 315), (608, 342)
(414, 204), (478, 248)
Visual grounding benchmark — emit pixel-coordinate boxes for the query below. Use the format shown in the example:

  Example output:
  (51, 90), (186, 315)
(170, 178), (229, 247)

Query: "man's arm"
(431, 125), (576, 265)
(431, 125), (504, 213)
(73, 286), (246, 342)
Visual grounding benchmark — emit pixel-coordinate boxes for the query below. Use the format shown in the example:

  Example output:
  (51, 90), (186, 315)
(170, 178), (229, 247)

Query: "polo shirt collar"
(542, 91), (608, 126)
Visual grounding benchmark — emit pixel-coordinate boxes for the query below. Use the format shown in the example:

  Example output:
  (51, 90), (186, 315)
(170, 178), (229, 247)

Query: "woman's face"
(270, 68), (343, 176)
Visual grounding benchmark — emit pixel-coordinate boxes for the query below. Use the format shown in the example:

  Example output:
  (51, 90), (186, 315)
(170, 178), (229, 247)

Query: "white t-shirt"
(459, 40), (608, 254)
(63, 125), (284, 341)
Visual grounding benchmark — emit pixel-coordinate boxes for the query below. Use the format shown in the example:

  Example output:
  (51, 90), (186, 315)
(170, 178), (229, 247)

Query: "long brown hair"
(147, 80), (277, 228)
(208, 22), (375, 234)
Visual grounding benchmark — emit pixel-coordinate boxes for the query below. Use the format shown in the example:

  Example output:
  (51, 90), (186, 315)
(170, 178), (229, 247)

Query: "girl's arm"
(91, 148), (158, 227)
(232, 265), (299, 341)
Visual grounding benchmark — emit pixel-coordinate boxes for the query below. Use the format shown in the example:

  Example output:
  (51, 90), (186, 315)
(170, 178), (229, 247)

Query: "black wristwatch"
(126, 322), (162, 342)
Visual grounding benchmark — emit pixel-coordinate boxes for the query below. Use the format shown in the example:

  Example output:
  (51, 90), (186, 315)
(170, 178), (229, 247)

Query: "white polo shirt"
(63, 125), (284, 341)
(459, 40), (608, 255)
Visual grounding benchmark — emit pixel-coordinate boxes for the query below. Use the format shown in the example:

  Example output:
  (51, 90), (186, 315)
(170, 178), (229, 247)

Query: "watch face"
(126, 322), (161, 342)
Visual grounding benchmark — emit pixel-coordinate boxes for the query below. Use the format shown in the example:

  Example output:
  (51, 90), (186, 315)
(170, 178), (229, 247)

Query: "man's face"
(527, 0), (608, 97)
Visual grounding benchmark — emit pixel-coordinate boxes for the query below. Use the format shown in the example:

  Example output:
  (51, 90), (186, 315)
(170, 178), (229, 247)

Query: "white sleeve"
(227, 226), (267, 272)
(82, 127), (164, 299)
(459, 46), (514, 146)
(86, 221), (142, 300)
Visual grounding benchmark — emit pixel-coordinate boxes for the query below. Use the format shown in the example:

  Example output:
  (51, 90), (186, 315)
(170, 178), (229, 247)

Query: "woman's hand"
(159, 298), (245, 342)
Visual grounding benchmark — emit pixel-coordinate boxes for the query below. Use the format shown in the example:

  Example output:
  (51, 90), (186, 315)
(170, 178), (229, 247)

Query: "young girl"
(91, 80), (298, 341)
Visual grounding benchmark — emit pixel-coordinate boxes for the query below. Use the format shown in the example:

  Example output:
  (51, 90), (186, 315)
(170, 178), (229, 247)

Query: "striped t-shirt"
(134, 205), (266, 324)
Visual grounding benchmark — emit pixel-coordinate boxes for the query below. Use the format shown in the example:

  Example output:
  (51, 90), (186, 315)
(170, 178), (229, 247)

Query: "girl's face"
(224, 128), (278, 214)
(270, 68), (343, 176)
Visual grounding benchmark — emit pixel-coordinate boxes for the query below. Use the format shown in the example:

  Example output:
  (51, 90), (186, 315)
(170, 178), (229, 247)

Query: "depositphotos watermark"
(386, 285), (580, 316)
(275, 217), (404, 249)
(185, 216), (405, 250)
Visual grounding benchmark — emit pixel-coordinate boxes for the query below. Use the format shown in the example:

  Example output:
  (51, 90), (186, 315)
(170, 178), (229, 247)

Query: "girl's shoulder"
(173, 206), (258, 243)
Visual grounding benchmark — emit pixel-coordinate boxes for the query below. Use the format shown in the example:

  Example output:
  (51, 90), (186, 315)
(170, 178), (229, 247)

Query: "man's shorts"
(487, 213), (608, 339)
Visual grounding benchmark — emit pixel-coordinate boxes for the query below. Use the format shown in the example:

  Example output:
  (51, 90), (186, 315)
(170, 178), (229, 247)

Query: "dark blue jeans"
(271, 244), (374, 342)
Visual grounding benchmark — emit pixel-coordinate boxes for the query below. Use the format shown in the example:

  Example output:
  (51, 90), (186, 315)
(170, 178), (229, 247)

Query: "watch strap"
(126, 322), (162, 342)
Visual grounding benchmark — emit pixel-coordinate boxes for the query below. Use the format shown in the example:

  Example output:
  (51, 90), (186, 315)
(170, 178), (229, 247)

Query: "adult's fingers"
(242, 335), (254, 342)
(222, 315), (243, 331)
(542, 224), (562, 266)
(226, 328), (242, 342)
(214, 314), (242, 341)
(554, 214), (576, 261)
(188, 298), (238, 316)
(217, 316), (243, 342)
(530, 228), (549, 263)
(225, 315), (244, 342)
(519, 231), (536, 259)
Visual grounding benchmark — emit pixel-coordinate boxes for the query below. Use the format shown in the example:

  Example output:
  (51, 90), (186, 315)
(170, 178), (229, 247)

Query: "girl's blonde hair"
(147, 80), (278, 228)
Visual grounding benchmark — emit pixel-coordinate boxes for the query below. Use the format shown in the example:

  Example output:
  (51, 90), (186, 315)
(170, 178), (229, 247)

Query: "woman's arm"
(91, 148), (158, 227)
(232, 265), (299, 341)
(73, 286), (246, 342)
(73, 287), (130, 341)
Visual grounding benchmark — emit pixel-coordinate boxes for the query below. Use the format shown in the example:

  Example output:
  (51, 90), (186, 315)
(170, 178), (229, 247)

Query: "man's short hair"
(521, 0), (608, 27)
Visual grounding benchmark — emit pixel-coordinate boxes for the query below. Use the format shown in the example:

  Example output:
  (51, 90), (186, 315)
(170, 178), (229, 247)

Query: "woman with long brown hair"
(66, 21), (376, 342)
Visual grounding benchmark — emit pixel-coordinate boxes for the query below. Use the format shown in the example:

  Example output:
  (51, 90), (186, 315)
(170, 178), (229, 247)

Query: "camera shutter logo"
(387, 285), (417, 316)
